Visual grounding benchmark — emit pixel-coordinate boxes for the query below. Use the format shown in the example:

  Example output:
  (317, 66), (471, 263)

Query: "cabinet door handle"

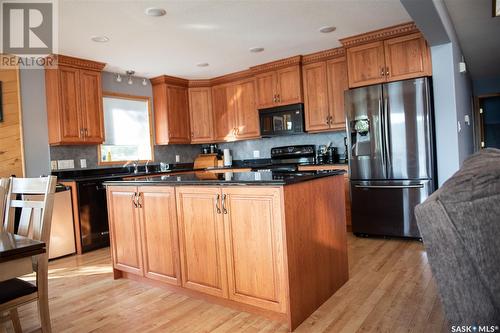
(215, 194), (221, 214)
(385, 67), (390, 76)
(80, 128), (84, 138)
(137, 192), (143, 208)
(380, 67), (385, 77)
(222, 194), (228, 214)
(132, 192), (138, 208)
(277, 94), (280, 102)
(84, 128), (89, 137)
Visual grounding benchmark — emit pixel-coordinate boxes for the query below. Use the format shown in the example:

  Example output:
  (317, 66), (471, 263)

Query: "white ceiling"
(444, 0), (500, 79)
(58, 0), (411, 79)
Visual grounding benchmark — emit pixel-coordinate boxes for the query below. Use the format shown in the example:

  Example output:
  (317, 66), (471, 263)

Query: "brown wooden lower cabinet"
(107, 186), (143, 275)
(139, 186), (181, 285)
(107, 176), (348, 331)
(107, 186), (181, 285)
(176, 187), (228, 298)
(222, 187), (287, 313)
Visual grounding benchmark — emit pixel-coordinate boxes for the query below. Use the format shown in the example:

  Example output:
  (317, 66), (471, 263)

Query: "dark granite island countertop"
(103, 169), (346, 186)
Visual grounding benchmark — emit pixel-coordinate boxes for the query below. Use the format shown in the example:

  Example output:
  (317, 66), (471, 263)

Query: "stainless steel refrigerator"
(345, 77), (436, 239)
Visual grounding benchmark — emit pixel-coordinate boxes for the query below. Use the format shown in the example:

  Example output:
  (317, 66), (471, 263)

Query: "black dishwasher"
(77, 177), (119, 252)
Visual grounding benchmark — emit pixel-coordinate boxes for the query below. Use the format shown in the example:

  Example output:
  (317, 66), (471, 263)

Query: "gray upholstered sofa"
(415, 148), (500, 327)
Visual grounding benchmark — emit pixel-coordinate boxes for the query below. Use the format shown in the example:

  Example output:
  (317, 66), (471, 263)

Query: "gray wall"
(19, 68), (51, 177)
(402, 0), (475, 185)
(219, 131), (346, 160)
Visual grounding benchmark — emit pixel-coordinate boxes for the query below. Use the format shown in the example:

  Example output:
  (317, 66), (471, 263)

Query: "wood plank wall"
(0, 64), (25, 177)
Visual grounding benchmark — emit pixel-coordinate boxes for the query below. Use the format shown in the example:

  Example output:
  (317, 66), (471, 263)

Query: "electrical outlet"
(80, 159), (87, 168)
(253, 150), (260, 158)
(50, 161), (58, 170)
(175, 155), (180, 163)
(57, 160), (75, 169)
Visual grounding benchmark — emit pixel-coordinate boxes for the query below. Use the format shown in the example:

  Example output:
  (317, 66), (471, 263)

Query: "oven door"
(259, 104), (304, 137)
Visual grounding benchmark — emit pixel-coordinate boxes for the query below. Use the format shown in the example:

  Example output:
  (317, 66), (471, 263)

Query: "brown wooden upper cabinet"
(188, 87), (214, 143)
(254, 65), (303, 109)
(213, 78), (260, 141)
(152, 76), (191, 144)
(302, 57), (348, 132)
(45, 55), (106, 145)
(345, 32), (431, 88)
(212, 84), (235, 142)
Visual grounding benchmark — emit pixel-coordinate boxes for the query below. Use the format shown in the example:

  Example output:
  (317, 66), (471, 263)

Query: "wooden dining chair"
(0, 178), (9, 230)
(0, 176), (57, 333)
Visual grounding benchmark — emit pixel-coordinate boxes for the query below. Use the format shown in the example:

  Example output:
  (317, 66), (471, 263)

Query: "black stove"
(251, 145), (316, 172)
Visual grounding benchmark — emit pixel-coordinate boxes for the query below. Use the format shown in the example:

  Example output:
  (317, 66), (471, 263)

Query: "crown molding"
(339, 22), (419, 48)
(210, 69), (254, 86)
(250, 55), (302, 74)
(48, 54), (106, 71)
(302, 47), (345, 64)
(150, 75), (189, 87)
(188, 79), (212, 88)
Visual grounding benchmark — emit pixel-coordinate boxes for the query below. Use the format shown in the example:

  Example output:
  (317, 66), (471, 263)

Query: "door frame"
(473, 93), (500, 151)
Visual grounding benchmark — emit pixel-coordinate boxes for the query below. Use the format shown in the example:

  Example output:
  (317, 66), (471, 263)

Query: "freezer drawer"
(350, 180), (433, 238)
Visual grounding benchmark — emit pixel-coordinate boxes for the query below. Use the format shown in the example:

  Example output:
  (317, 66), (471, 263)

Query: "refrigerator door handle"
(378, 98), (386, 175)
(383, 96), (392, 172)
(354, 184), (424, 189)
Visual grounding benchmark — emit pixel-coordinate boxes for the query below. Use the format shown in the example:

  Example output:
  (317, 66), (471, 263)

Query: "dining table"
(0, 231), (45, 282)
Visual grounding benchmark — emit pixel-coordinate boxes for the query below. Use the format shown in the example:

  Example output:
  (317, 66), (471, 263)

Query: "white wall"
(430, 43), (460, 184)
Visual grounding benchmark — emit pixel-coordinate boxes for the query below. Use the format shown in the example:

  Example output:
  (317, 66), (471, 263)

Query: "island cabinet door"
(138, 186), (181, 285)
(107, 186), (143, 276)
(222, 187), (288, 313)
(175, 187), (228, 298)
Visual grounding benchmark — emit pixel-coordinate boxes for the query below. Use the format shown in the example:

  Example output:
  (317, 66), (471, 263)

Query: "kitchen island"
(104, 170), (348, 331)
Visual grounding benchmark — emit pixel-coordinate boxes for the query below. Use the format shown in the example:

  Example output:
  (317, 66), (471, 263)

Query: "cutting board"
(194, 154), (218, 169)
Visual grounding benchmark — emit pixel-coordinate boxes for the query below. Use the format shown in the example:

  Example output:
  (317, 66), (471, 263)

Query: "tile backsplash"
(50, 144), (202, 170)
(219, 131), (347, 160)
(50, 131), (347, 170)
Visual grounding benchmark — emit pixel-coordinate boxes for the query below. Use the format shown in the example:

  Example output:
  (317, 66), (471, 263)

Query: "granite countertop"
(103, 170), (346, 186)
(53, 164), (196, 182)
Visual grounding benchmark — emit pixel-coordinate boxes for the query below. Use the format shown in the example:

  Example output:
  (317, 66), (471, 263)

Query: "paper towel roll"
(223, 149), (232, 167)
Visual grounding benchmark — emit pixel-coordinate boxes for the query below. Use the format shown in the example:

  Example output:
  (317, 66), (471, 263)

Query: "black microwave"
(259, 103), (305, 137)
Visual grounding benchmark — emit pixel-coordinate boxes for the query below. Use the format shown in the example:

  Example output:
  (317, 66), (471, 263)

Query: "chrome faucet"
(133, 160), (140, 174)
(145, 160), (151, 173)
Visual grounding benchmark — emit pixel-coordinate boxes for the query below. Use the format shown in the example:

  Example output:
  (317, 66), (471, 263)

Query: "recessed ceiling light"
(145, 7), (167, 17)
(91, 36), (109, 43)
(319, 26), (336, 33)
(196, 62), (209, 67)
(249, 47), (264, 53)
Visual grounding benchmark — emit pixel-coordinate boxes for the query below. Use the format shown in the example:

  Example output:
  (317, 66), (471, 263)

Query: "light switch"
(253, 150), (260, 158)
(80, 159), (87, 168)
(464, 115), (470, 126)
(50, 161), (58, 170)
(175, 155), (180, 163)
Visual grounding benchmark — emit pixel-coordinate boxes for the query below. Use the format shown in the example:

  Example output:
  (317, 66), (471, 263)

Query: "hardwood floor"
(2, 233), (448, 332)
